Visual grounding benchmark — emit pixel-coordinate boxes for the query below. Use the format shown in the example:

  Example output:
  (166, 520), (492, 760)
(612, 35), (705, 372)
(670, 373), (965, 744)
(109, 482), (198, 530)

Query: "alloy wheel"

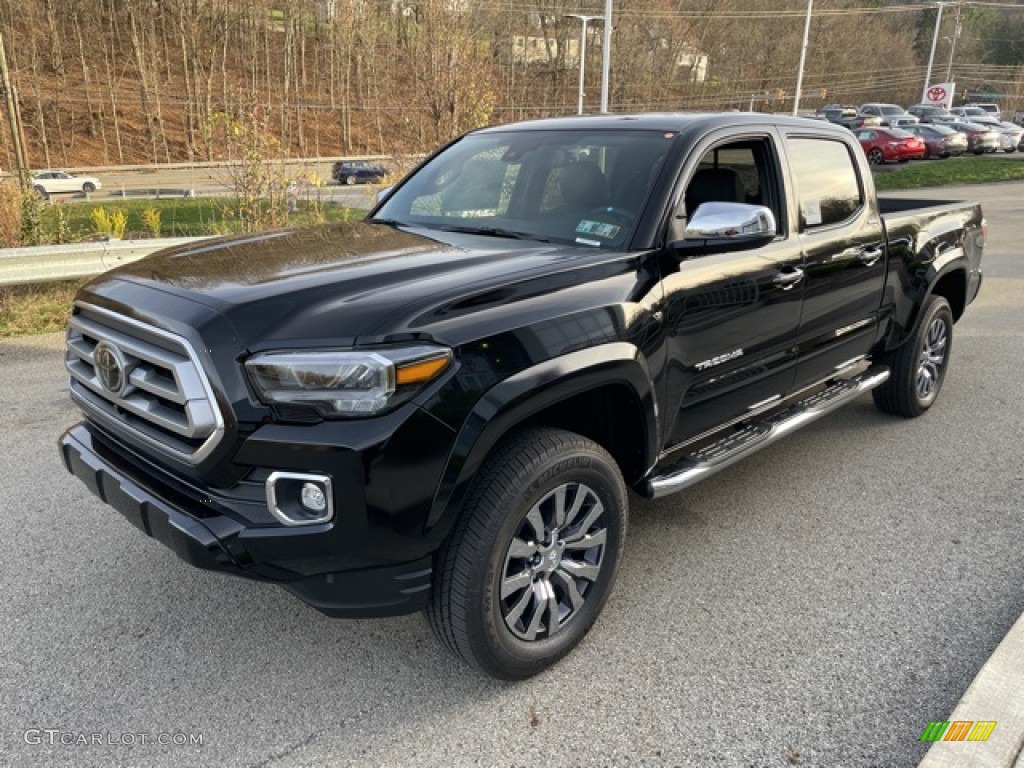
(499, 482), (607, 642)
(916, 316), (948, 401)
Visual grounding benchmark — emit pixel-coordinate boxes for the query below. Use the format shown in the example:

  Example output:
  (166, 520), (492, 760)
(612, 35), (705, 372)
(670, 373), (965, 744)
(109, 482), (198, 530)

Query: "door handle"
(858, 247), (883, 267)
(772, 267), (805, 290)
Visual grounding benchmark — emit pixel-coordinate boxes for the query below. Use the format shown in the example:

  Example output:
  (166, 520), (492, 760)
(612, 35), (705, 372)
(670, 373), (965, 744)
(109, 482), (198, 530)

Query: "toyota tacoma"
(59, 113), (985, 678)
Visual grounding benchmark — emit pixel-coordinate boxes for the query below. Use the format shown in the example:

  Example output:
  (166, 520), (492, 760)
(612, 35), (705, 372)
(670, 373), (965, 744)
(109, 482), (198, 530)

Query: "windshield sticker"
(575, 219), (622, 239)
(575, 237), (602, 246)
(801, 200), (823, 226)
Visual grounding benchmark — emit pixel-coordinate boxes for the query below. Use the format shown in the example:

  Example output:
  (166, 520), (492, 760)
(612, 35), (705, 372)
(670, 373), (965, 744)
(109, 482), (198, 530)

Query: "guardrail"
(0, 236), (213, 288)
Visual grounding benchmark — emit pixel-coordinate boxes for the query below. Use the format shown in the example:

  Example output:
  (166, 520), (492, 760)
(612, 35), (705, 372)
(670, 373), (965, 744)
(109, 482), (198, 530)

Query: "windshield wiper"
(368, 217), (404, 227)
(436, 224), (549, 243)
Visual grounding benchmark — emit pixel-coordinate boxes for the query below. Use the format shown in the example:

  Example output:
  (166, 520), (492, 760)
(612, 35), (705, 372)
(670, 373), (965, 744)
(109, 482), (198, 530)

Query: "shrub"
(140, 207), (161, 238)
(90, 207), (127, 239)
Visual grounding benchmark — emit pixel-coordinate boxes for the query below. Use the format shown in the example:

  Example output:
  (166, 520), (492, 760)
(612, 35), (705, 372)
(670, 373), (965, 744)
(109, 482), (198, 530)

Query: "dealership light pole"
(792, 0), (813, 115)
(945, 2), (962, 83)
(599, 0), (613, 112)
(922, 2), (947, 102)
(565, 14), (603, 115)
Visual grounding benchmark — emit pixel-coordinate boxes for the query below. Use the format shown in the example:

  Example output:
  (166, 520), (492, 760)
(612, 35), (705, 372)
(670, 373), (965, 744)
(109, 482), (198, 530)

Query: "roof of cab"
(471, 111), (848, 136)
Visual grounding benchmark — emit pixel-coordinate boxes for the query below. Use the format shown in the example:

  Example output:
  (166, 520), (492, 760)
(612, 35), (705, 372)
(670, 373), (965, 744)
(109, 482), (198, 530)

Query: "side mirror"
(683, 202), (777, 241)
(667, 202), (777, 256)
(375, 186), (393, 205)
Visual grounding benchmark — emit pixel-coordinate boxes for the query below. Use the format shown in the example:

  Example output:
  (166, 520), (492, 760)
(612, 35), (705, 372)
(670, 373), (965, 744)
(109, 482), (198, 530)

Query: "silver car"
(996, 122), (1024, 153)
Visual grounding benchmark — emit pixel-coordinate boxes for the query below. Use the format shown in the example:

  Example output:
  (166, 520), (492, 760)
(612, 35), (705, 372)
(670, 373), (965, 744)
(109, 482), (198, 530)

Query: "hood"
(103, 221), (614, 349)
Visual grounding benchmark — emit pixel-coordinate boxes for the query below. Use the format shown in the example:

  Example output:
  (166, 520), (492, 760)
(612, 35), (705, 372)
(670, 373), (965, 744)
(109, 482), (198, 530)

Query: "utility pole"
(565, 14), (603, 115)
(922, 2), (946, 102)
(0, 33), (29, 188)
(599, 0), (613, 113)
(792, 0), (814, 115)
(945, 2), (962, 84)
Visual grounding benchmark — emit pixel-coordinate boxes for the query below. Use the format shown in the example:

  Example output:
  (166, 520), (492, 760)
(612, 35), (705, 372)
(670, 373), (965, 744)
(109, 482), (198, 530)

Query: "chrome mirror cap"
(684, 202), (777, 241)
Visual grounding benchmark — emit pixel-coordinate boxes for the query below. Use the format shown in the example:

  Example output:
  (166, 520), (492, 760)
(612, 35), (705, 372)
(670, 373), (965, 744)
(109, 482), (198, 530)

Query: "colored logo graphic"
(920, 720), (997, 742)
(927, 86), (948, 103)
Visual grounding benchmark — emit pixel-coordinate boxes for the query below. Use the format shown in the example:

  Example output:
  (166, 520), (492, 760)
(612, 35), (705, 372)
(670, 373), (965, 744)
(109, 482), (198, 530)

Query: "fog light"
(301, 482), (327, 513)
(266, 472), (334, 526)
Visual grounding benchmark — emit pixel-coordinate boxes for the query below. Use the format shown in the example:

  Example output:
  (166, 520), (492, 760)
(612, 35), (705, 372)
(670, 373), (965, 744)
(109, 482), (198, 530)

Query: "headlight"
(246, 345), (453, 417)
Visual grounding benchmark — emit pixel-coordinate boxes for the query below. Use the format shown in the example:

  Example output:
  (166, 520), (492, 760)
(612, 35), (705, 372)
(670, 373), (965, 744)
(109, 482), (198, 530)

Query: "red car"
(854, 127), (926, 164)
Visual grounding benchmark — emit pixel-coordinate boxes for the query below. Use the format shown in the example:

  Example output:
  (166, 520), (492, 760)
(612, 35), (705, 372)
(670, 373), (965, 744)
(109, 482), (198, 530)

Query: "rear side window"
(786, 138), (863, 230)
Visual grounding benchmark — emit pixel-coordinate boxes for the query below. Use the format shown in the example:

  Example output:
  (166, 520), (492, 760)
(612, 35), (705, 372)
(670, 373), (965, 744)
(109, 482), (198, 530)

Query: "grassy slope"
(873, 156), (1024, 190)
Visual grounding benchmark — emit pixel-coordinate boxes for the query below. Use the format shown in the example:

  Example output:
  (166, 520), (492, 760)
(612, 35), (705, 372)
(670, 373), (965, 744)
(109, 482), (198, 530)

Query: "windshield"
(878, 105), (905, 115)
(373, 129), (675, 248)
(929, 125), (956, 135)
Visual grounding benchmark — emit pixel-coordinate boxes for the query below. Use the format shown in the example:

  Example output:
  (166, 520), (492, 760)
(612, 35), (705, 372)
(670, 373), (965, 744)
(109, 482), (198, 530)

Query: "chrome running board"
(642, 366), (890, 499)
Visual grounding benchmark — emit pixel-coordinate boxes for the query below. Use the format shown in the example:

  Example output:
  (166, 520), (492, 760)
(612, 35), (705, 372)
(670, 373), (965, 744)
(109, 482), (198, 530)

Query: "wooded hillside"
(1, 0), (1022, 168)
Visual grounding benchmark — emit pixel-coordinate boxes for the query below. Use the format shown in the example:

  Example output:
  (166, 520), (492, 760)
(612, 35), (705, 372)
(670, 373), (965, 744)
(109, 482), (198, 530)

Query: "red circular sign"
(927, 86), (947, 102)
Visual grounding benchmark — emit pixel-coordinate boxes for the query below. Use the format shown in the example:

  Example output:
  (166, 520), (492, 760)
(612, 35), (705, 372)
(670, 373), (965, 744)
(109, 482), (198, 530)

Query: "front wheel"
(428, 428), (627, 679)
(873, 295), (953, 418)
(82, 182), (96, 193)
(345, 175), (357, 185)
(867, 148), (884, 165)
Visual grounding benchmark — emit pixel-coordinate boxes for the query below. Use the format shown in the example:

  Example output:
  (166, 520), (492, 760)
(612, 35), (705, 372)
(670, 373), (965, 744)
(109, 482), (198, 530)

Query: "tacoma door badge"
(695, 348), (744, 371)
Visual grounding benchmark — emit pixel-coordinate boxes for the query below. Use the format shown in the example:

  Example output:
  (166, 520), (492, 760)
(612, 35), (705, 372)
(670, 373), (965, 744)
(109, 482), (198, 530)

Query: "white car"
(996, 121), (1024, 153)
(32, 170), (102, 196)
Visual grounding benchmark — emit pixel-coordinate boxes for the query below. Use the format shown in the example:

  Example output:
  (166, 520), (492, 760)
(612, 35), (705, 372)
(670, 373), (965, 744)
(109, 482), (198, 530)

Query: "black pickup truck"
(59, 114), (984, 679)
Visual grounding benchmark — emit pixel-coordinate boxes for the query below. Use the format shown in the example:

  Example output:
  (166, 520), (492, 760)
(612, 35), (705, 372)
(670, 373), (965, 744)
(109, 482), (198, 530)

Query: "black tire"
(82, 182), (96, 193)
(345, 174), (357, 186)
(868, 148), (884, 165)
(32, 185), (48, 199)
(428, 428), (627, 679)
(873, 295), (953, 418)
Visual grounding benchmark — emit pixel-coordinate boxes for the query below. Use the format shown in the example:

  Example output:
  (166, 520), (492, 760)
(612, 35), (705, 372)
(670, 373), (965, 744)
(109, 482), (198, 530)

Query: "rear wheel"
(867, 148), (884, 165)
(345, 175), (357, 185)
(428, 428), (627, 679)
(32, 185), (48, 200)
(82, 182), (96, 193)
(873, 295), (953, 418)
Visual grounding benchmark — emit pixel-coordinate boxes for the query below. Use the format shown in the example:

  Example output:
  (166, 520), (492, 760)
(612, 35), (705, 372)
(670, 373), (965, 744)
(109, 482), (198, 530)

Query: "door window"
(786, 138), (863, 231)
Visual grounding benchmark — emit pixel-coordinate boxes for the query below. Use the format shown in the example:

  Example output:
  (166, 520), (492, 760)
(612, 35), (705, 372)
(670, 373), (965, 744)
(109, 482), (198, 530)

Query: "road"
(1, 182), (1022, 768)
(46, 158), (391, 209)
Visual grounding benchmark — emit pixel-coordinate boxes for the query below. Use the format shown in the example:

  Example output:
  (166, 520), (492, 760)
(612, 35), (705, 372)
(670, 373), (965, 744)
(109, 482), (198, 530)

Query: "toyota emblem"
(93, 341), (126, 395)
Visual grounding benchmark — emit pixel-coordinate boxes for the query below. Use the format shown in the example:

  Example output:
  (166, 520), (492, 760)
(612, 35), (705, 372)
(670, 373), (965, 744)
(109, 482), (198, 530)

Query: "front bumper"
(59, 423), (433, 617)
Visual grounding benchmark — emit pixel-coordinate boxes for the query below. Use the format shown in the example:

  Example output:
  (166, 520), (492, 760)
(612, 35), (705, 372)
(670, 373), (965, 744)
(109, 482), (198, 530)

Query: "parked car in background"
(963, 102), (1001, 120)
(817, 106), (882, 131)
(949, 106), (1000, 126)
(903, 124), (967, 158)
(32, 170), (101, 197)
(948, 121), (1001, 154)
(907, 104), (957, 124)
(859, 103), (920, 127)
(855, 127), (926, 164)
(995, 121), (1023, 153)
(331, 160), (388, 185)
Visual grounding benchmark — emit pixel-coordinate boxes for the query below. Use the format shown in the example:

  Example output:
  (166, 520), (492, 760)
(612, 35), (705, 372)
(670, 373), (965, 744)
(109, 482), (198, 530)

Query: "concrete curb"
(919, 612), (1024, 767)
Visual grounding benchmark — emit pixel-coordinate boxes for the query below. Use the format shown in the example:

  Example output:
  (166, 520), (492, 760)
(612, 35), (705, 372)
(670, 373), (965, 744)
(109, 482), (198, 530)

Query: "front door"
(659, 132), (805, 449)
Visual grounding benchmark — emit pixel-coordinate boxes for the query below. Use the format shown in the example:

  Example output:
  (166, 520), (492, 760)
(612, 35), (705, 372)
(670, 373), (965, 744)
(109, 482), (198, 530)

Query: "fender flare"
(425, 342), (659, 530)
(887, 251), (968, 351)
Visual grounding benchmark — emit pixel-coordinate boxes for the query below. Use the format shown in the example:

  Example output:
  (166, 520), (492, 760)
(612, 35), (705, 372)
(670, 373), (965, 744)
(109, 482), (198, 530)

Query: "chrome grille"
(65, 302), (224, 464)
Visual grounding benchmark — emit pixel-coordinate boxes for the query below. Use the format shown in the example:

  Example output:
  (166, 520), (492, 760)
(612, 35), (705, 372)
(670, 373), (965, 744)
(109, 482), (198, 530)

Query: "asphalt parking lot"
(1, 182), (1022, 768)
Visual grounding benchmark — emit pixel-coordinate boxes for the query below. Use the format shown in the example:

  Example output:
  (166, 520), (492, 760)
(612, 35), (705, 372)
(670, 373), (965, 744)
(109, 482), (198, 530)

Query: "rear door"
(781, 132), (887, 390)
